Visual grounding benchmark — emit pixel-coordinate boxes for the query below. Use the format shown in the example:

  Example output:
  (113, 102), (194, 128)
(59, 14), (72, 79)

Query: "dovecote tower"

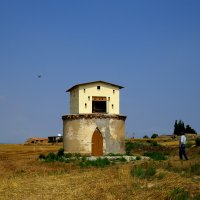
(62, 81), (126, 156)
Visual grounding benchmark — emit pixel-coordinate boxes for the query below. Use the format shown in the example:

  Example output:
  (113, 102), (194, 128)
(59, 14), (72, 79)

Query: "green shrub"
(91, 158), (110, 167)
(125, 142), (134, 155)
(157, 172), (165, 180)
(47, 152), (57, 159)
(81, 156), (87, 162)
(63, 153), (81, 158)
(73, 153), (81, 158)
(143, 152), (167, 161)
(165, 188), (200, 200)
(125, 142), (144, 155)
(38, 154), (46, 159)
(45, 152), (57, 162)
(136, 156), (141, 160)
(145, 165), (156, 177)
(152, 141), (158, 146)
(131, 166), (145, 178)
(131, 164), (156, 179)
(195, 137), (200, 146)
(116, 157), (126, 162)
(106, 153), (124, 156)
(38, 149), (81, 163)
(125, 142), (133, 155)
(38, 148), (84, 163)
(64, 153), (73, 158)
(57, 148), (64, 157)
(167, 188), (189, 200)
(143, 135), (149, 138)
(133, 142), (145, 148)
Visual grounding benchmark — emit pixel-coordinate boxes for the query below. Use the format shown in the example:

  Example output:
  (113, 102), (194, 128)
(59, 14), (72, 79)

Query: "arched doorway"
(91, 128), (103, 156)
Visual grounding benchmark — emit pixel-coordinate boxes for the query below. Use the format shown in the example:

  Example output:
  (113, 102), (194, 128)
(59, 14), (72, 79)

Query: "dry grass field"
(0, 140), (199, 200)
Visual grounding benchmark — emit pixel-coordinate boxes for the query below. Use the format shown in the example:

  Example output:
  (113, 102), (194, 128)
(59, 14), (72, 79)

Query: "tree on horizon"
(173, 120), (196, 136)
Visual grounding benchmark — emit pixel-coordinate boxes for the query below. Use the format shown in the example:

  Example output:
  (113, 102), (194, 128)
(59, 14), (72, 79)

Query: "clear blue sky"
(0, 0), (200, 143)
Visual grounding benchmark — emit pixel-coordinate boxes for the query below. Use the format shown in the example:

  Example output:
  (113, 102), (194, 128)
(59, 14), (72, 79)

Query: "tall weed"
(125, 142), (145, 155)
(144, 152), (167, 161)
(166, 188), (189, 200)
(131, 164), (156, 179)
(189, 163), (200, 176)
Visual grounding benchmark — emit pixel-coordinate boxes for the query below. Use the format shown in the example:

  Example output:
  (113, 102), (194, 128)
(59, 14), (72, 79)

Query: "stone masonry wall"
(62, 114), (126, 155)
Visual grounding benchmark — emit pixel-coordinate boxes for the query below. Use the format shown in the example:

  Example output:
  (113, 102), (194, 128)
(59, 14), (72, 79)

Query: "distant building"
(62, 80), (126, 156)
(48, 135), (63, 143)
(24, 137), (48, 145)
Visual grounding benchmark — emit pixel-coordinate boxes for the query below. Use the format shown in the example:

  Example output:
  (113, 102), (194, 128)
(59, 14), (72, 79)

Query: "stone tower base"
(62, 114), (126, 156)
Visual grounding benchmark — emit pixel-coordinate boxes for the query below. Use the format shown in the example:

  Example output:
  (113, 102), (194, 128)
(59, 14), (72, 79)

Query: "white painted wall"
(69, 82), (121, 114)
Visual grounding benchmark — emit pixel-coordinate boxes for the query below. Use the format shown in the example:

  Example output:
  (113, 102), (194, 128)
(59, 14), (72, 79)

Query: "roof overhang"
(66, 80), (124, 92)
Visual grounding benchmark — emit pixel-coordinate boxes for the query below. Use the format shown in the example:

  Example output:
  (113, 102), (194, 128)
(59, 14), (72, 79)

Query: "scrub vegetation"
(131, 163), (156, 179)
(195, 137), (200, 146)
(143, 152), (167, 161)
(0, 136), (200, 200)
(79, 157), (111, 168)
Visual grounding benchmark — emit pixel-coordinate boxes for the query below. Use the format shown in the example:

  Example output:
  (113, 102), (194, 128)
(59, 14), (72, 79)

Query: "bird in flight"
(37, 75), (42, 78)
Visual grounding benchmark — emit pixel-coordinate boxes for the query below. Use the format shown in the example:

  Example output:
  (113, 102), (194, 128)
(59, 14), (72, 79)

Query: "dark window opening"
(97, 86), (101, 90)
(92, 101), (106, 113)
(113, 90), (115, 94)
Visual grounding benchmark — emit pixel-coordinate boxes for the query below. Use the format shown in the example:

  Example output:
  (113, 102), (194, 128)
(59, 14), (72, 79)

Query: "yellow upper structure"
(67, 81), (124, 115)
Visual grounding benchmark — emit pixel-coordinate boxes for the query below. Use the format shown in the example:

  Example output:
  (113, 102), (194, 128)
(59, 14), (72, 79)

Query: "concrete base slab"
(86, 156), (150, 162)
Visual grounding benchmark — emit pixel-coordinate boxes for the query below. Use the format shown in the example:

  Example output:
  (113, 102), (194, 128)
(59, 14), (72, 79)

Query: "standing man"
(179, 132), (188, 160)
